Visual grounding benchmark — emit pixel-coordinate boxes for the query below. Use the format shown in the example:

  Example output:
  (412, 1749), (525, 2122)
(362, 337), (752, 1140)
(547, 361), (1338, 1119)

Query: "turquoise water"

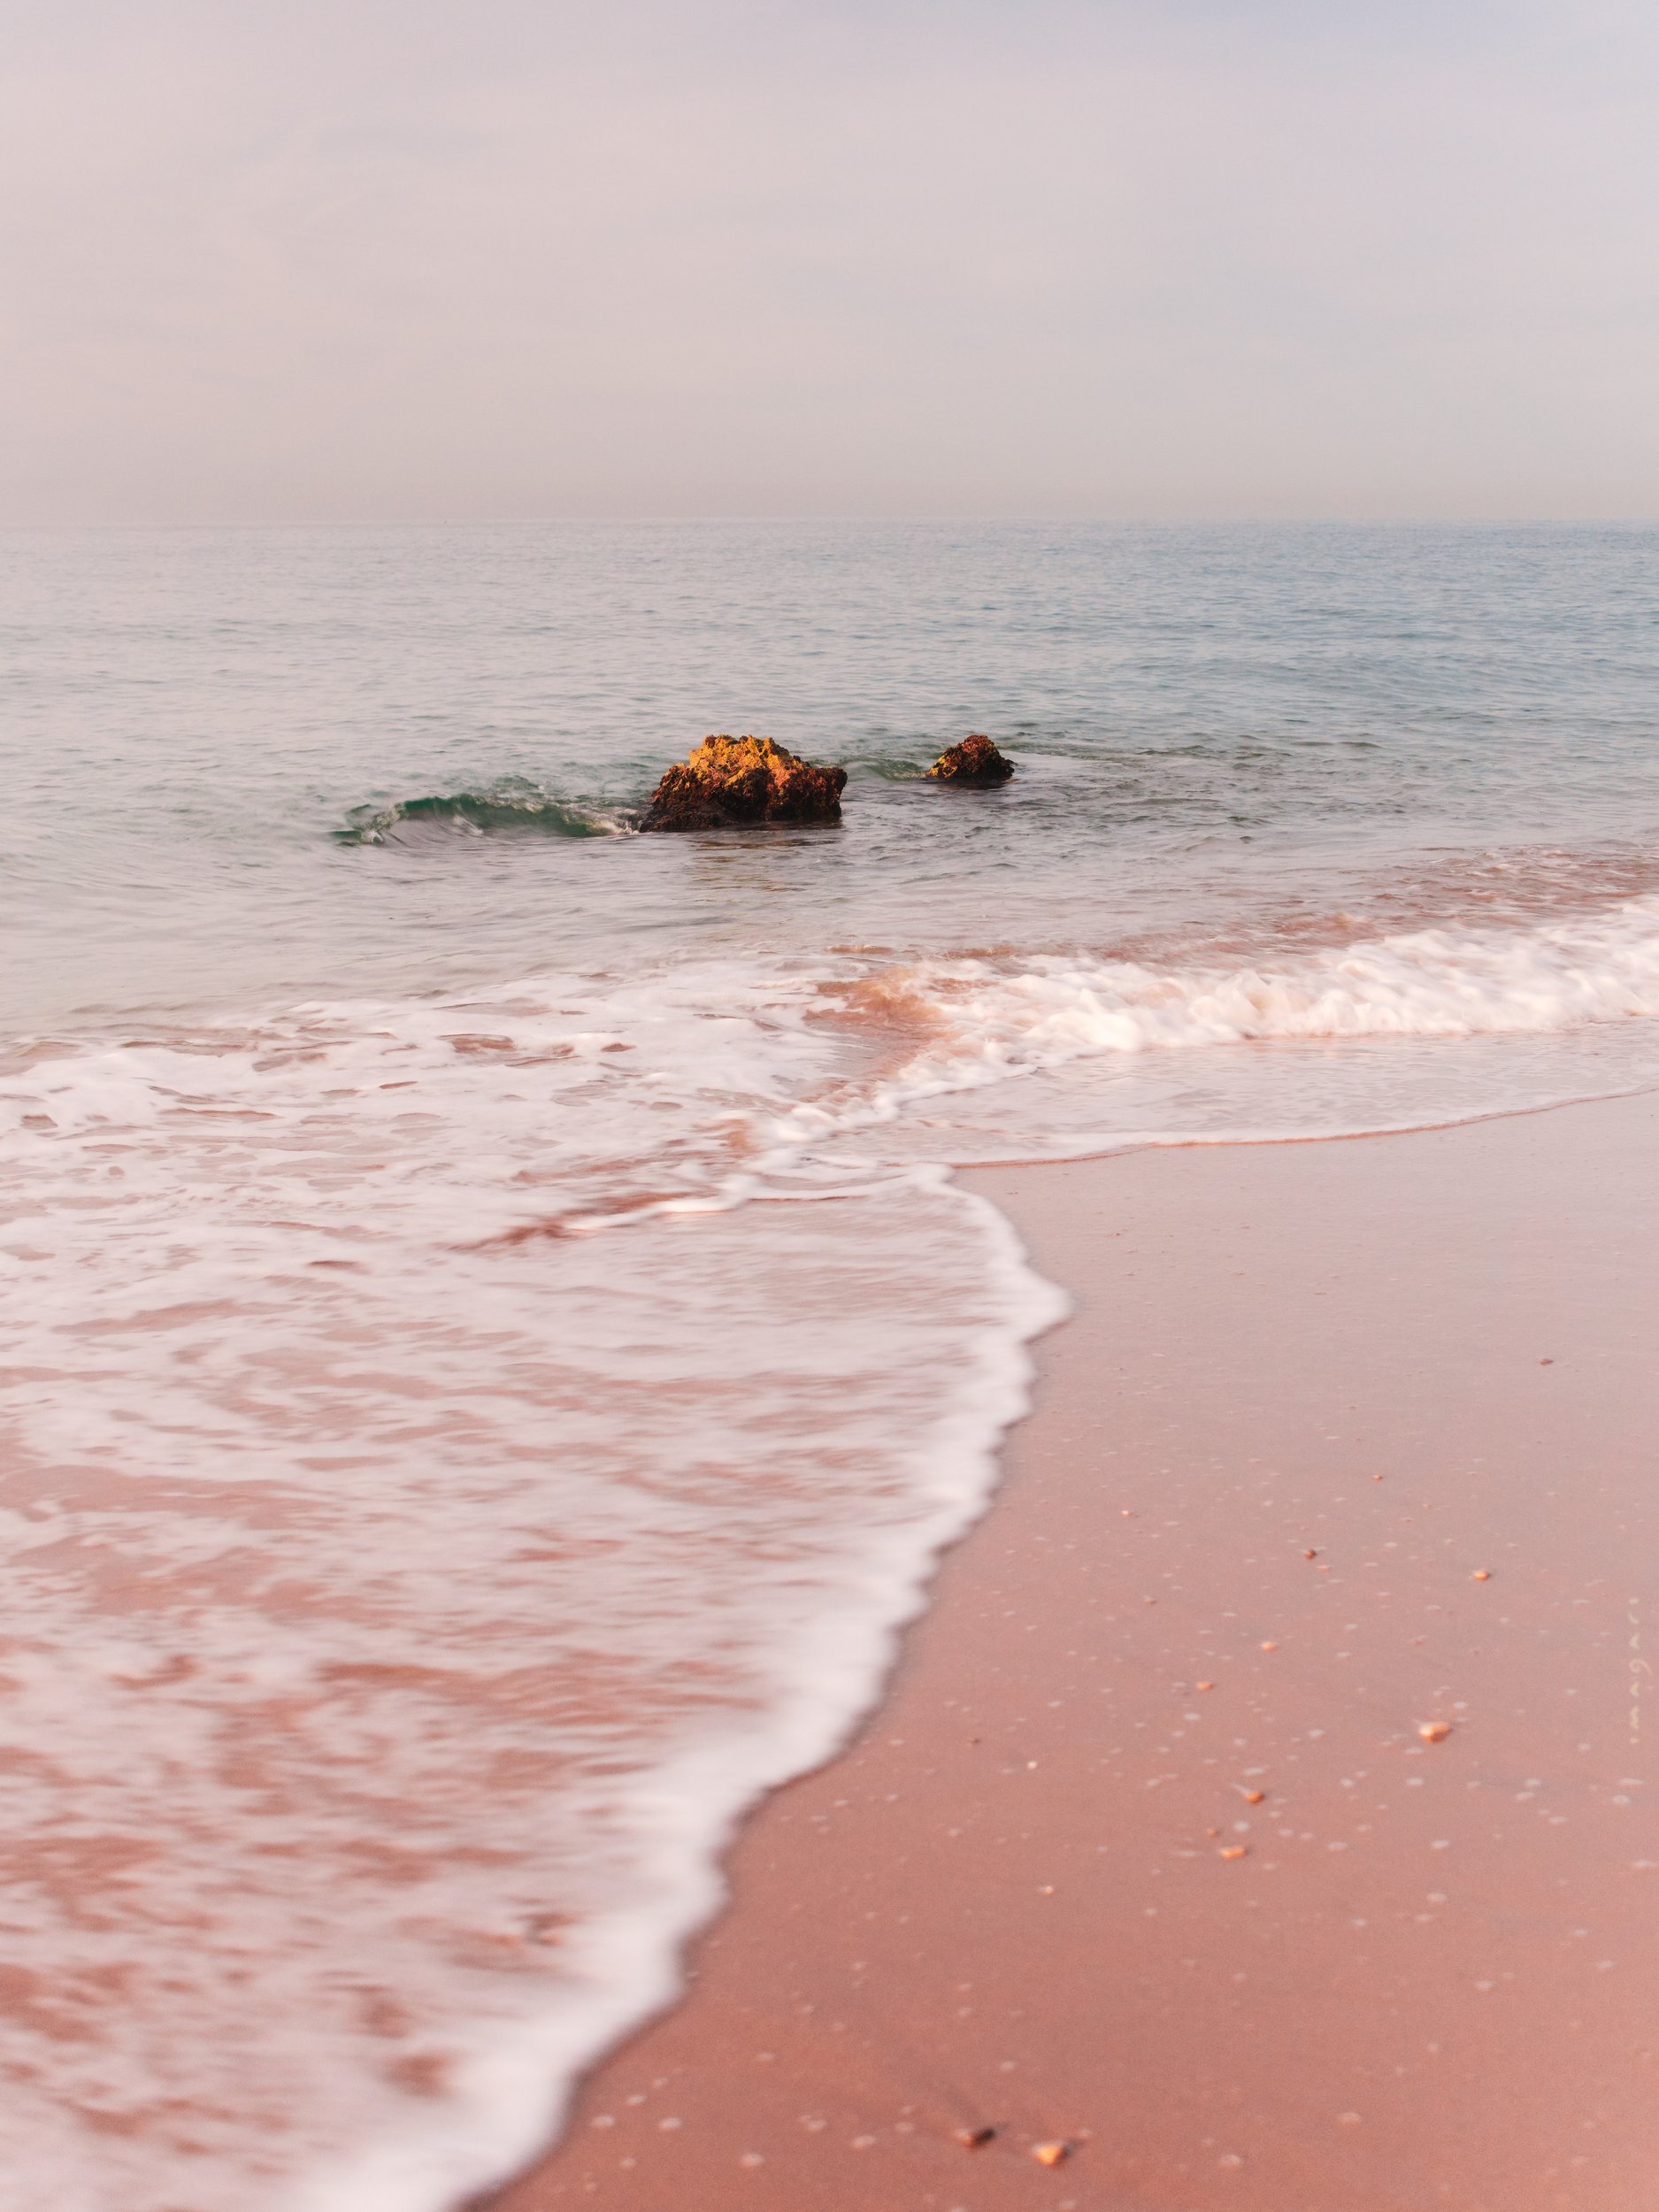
(3, 521), (1659, 2212)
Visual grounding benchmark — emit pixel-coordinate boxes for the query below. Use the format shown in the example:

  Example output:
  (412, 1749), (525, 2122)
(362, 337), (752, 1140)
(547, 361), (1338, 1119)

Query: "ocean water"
(3, 519), (1658, 2211)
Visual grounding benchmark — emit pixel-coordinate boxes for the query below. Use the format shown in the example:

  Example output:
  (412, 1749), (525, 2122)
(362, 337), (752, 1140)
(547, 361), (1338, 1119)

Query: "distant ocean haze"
(3, 520), (1659, 2212)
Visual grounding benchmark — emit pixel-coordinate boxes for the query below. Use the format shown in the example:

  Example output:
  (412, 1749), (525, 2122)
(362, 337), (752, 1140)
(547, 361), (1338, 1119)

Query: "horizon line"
(4, 512), (1657, 534)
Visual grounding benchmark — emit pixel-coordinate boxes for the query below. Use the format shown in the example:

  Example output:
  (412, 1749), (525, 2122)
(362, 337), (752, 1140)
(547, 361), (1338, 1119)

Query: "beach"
(10, 0), (1659, 2193)
(488, 1090), (1659, 2212)
(8, 518), (1659, 2211)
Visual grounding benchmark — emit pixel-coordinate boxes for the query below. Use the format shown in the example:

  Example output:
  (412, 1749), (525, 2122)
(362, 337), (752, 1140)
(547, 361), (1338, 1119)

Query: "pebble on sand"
(1032, 2140), (1072, 2167)
(1471, 1568), (1492, 1580)
(1219, 1844), (1249, 1860)
(1418, 1721), (1454, 1743)
(957, 2125), (997, 2149)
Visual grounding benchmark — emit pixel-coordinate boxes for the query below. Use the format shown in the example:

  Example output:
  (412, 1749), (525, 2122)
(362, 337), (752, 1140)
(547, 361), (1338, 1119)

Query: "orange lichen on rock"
(641, 735), (847, 832)
(927, 733), (1016, 785)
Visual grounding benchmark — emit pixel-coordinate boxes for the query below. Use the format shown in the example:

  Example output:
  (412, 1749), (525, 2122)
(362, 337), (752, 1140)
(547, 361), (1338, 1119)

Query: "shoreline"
(486, 1090), (1659, 2211)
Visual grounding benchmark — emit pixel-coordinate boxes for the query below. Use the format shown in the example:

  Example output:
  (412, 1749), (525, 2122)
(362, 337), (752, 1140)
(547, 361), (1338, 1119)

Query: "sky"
(2, 0), (1656, 523)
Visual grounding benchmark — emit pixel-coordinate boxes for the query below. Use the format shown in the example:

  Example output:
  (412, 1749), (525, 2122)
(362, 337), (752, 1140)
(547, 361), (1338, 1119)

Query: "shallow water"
(3, 521), (1658, 2211)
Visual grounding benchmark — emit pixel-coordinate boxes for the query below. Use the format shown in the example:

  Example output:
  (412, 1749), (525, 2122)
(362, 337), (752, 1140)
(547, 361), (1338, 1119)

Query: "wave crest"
(335, 778), (630, 844)
(917, 898), (1659, 1070)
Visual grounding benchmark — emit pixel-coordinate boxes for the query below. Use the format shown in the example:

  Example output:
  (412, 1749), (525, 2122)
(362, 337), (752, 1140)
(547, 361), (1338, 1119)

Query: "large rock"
(927, 733), (1015, 786)
(641, 734), (847, 832)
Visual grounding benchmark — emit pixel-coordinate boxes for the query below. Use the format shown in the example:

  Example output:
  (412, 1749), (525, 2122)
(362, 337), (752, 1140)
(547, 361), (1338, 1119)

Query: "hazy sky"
(3, 0), (1656, 522)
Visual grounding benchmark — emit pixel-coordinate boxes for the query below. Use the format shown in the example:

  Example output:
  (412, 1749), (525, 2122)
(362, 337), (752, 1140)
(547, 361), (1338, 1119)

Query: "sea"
(3, 519), (1658, 2212)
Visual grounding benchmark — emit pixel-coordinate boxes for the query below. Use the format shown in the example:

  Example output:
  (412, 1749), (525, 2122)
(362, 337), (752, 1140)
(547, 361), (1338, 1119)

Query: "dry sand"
(486, 1090), (1659, 2212)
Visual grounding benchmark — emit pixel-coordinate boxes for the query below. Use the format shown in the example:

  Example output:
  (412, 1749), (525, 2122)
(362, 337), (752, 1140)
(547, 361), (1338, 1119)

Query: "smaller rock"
(957, 2125), (997, 2149)
(928, 733), (1015, 786)
(1032, 2140), (1071, 2167)
(1418, 1721), (1453, 1743)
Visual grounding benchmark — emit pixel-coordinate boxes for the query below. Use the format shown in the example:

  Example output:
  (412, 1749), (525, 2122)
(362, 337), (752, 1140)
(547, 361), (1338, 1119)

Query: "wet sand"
(487, 1090), (1659, 2212)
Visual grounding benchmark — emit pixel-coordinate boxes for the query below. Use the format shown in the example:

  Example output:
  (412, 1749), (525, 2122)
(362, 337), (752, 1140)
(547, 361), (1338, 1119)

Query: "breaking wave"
(335, 779), (632, 844)
(895, 894), (1659, 1079)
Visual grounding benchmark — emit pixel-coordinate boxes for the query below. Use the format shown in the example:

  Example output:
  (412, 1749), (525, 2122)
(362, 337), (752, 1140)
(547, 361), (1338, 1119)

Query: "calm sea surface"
(3, 521), (1658, 2211)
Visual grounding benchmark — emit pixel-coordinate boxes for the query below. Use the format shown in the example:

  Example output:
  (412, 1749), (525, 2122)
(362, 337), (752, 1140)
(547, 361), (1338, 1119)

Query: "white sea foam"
(0, 976), (1064, 2212)
(3, 894), (1659, 2211)
(864, 893), (1659, 1097)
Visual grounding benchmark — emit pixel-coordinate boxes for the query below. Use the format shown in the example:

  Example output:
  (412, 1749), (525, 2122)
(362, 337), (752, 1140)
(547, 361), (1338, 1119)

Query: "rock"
(1417, 1721), (1453, 1743)
(641, 734), (846, 832)
(927, 733), (1015, 786)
